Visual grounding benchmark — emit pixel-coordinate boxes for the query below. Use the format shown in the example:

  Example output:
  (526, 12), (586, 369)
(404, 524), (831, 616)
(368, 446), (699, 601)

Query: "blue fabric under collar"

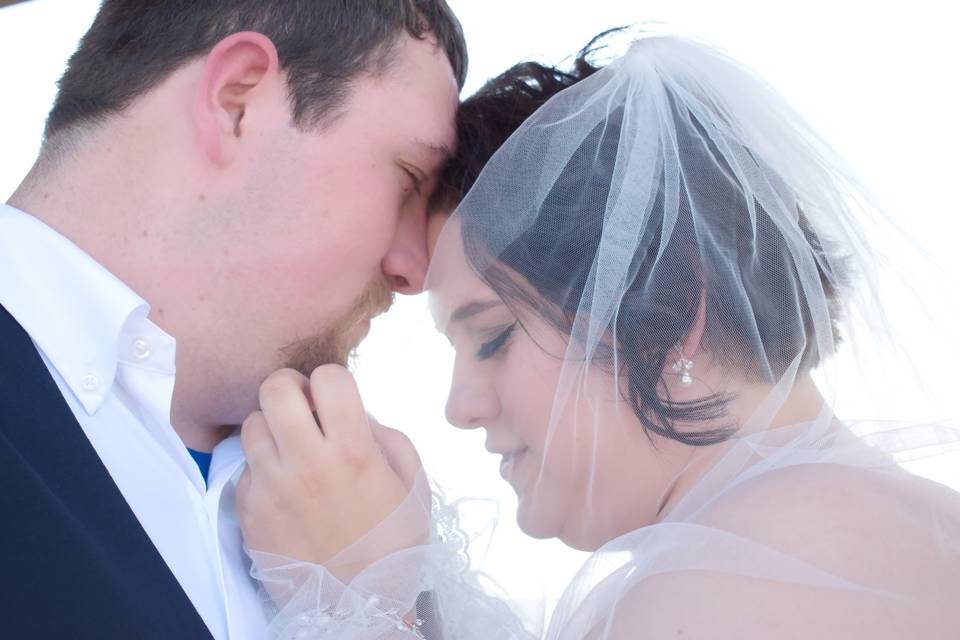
(187, 448), (213, 485)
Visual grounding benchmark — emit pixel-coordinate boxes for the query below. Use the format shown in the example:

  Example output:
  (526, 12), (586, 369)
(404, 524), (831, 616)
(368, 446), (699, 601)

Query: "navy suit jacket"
(0, 303), (214, 638)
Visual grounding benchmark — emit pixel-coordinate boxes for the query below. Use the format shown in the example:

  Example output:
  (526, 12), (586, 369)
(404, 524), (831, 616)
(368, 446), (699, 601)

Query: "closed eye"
(477, 322), (518, 361)
(401, 166), (423, 196)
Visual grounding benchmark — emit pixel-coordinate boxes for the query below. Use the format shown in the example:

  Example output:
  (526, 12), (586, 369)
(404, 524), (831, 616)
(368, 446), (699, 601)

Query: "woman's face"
(428, 220), (694, 550)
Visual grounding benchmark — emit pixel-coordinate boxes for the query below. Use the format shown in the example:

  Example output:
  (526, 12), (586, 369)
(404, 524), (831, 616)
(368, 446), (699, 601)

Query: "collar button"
(132, 337), (152, 360)
(81, 374), (99, 392)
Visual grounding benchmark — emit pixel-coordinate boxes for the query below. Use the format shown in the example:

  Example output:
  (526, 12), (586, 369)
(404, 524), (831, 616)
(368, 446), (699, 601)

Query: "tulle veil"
(246, 30), (960, 639)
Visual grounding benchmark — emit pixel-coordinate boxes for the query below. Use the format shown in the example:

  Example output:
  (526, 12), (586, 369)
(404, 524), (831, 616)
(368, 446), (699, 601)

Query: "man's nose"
(381, 210), (429, 294)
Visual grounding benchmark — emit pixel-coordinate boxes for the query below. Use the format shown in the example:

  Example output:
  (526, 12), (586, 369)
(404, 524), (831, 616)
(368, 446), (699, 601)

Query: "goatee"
(280, 279), (394, 375)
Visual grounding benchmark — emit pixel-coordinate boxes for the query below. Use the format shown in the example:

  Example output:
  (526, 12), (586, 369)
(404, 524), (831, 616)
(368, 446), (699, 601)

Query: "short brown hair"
(45, 0), (467, 143)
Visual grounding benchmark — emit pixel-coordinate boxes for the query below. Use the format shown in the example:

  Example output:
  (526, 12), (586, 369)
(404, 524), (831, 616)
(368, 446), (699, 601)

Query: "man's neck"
(10, 145), (235, 456)
(176, 422), (237, 453)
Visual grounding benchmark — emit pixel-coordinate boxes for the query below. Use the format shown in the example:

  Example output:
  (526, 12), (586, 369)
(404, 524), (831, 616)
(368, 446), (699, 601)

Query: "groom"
(0, 1), (465, 638)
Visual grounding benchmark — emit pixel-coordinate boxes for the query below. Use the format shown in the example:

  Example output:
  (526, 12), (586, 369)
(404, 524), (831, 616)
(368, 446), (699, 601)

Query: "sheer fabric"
(246, 472), (533, 639)
(246, 34), (960, 639)
(246, 423), (960, 639)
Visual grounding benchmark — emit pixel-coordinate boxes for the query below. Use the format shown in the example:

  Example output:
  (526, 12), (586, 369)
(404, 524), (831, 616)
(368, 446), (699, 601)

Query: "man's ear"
(193, 31), (280, 166)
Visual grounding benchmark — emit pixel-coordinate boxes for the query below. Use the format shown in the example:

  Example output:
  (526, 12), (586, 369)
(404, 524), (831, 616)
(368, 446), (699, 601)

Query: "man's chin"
(350, 318), (373, 344)
(279, 293), (384, 375)
(280, 334), (354, 376)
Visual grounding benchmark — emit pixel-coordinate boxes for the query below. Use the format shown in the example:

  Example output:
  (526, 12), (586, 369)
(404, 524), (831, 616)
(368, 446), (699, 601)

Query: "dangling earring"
(671, 345), (694, 386)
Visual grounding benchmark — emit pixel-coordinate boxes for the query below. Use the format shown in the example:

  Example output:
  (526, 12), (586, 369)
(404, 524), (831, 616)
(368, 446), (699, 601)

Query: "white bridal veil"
(248, 34), (960, 639)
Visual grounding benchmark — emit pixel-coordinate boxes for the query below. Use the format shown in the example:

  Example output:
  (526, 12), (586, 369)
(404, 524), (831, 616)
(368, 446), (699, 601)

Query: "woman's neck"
(653, 373), (830, 521)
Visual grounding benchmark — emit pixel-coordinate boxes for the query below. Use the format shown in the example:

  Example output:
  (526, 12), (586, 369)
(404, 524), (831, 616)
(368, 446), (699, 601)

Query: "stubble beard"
(280, 278), (395, 375)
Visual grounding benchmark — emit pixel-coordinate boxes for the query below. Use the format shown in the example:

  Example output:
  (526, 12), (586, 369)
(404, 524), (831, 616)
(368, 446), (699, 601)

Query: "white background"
(3, 0), (959, 612)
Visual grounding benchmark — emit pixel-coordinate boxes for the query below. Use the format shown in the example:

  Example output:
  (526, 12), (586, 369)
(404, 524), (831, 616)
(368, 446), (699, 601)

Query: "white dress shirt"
(0, 204), (267, 639)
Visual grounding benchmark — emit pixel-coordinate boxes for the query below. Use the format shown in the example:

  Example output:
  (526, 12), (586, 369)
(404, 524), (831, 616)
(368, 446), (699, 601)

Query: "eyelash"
(477, 322), (518, 361)
(402, 167), (422, 195)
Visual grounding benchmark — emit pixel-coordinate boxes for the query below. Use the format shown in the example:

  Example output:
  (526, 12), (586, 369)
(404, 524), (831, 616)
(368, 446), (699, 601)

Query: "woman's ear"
(662, 288), (708, 388)
(680, 288), (708, 359)
(193, 31), (280, 167)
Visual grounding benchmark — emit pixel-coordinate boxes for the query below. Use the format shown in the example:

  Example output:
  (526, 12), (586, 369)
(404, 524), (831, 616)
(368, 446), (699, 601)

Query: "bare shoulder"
(586, 465), (960, 639)
(596, 566), (950, 640)
(699, 461), (960, 576)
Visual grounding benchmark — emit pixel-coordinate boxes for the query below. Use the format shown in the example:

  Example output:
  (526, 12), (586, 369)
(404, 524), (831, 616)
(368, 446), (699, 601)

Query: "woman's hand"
(236, 366), (426, 581)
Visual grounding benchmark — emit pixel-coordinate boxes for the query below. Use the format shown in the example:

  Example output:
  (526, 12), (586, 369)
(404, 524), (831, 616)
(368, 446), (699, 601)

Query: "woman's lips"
(499, 447), (529, 480)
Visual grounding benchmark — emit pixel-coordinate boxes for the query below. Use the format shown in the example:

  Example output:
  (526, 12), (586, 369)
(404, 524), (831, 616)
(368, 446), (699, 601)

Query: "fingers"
(309, 365), (374, 451)
(369, 419), (423, 488)
(254, 365), (383, 471)
(258, 368), (320, 456)
(240, 410), (278, 471)
(236, 466), (252, 498)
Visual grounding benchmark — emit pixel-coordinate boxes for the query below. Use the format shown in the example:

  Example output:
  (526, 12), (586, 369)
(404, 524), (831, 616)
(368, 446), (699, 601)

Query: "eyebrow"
(413, 137), (453, 161)
(449, 300), (503, 324)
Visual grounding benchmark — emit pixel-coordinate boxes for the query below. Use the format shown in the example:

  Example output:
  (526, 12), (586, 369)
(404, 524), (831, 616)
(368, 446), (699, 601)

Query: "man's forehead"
(384, 34), (460, 144)
(413, 137), (453, 161)
(411, 93), (458, 155)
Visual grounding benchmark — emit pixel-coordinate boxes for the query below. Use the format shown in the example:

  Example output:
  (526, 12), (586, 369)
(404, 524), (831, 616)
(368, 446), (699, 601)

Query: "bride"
(235, 32), (960, 639)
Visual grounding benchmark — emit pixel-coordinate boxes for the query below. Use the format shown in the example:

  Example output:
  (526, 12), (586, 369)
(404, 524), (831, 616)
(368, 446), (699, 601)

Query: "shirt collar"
(0, 204), (166, 414)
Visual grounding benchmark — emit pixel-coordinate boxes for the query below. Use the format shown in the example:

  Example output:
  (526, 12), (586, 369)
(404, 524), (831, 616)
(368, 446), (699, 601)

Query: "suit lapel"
(0, 303), (215, 638)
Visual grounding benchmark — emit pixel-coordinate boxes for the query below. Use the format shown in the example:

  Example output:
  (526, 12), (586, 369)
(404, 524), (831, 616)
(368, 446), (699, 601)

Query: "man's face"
(187, 34), (459, 424)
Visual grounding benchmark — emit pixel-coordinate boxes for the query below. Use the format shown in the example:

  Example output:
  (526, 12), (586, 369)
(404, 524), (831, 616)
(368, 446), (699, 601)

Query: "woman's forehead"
(428, 259), (500, 333)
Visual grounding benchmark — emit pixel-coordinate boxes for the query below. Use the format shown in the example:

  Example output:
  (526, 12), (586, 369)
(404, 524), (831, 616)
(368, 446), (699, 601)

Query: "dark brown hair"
(431, 44), (601, 212)
(44, 0), (467, 143)
(447, 32), (846, 446)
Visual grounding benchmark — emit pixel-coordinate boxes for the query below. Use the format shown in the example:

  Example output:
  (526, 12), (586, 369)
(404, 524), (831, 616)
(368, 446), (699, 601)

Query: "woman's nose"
(445, 366), (500, 430)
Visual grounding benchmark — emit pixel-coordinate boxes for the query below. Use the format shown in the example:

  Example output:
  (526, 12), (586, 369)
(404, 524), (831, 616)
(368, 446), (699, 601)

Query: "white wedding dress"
(244, 419), (960, 639)
(242, 34), (960, 639)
